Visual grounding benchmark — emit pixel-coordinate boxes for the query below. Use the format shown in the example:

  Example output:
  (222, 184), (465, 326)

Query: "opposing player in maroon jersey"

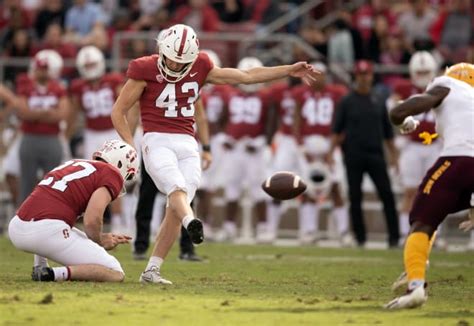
(8, 140), (139, 282)
(14, 50), (70, 203)
(218, 57), (277, 243)
(111, 24), (320, 284)
(69, 45), (134, 231)
(387, 51), (439, 240)
(293, 63), (350, 245)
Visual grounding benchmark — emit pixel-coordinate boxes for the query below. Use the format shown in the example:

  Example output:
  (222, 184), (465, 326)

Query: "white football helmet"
(409, 51), (438, 89)
(237, 56), (263, 93)
(201, 49), (221, 67)
(76, 45), (106, 80)
(157, 24), (199, 82)
(92, 140), (139, 186)
(31, 49), (64, 79)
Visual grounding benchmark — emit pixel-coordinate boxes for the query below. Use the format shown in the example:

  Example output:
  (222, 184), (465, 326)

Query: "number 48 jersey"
(17, 160), (123, 227)
(127, 52), (214, 136)
(293, 84), (348, 137)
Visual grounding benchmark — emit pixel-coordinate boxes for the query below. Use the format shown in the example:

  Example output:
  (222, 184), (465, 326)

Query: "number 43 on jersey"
(156, 82), (199, 118)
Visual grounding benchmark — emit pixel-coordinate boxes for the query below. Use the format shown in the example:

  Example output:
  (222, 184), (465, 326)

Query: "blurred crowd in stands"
(0, 0), (471, 85)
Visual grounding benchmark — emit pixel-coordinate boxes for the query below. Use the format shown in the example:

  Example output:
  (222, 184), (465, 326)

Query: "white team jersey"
(427, 76), (474, 157)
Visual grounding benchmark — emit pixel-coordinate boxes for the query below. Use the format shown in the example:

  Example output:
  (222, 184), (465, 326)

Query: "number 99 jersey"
(17, 160), (123, 227)
(126, 52), (214, 136)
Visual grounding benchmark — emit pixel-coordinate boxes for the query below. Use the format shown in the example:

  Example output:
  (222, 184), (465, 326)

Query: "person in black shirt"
(327, 60), (400, 248)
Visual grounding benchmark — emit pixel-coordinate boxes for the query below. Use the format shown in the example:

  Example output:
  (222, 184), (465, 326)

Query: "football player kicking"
(385, 63), (474, 309)
(8, 140), (139, 282)
(111, 24), (320, 284)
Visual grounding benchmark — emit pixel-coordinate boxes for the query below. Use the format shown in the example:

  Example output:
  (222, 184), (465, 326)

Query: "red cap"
(354, 60), (373, 74)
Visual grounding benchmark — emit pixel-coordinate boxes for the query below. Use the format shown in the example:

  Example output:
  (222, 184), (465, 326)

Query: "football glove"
(398, 116), (420, 134)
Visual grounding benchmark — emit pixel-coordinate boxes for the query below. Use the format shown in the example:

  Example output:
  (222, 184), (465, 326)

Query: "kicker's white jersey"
(427, 76), (474, 157)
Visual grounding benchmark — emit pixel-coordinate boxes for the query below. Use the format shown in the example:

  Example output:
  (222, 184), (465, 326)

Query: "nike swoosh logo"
(190, 72), (198, 77)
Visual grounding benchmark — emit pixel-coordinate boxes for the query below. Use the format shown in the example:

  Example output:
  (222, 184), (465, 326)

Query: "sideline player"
(14, 49), (69, 203)
(293, 62), (349, 244)
(8, 140), (139, 282)
(69, 45), (137, 230)
(111, 24), (319, 284)
(385, 63), (474, 309)
(218, 57), (276, 242)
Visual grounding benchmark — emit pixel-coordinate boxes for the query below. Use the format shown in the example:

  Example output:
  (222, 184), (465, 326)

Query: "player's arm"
(83, 187), (130, 249)
(64, 96), (80, 139)
(14, 97), (46, 121)
(114, 83), (140, 135)
(127, 101), (140, 135)
(111, 78), (146, 147)
(389, 86), (450, 125)
(37, 96), (70, 123)
(83, 187), (111, 245)
(206, 62), (319, 87)
(194, 98), (212, 170)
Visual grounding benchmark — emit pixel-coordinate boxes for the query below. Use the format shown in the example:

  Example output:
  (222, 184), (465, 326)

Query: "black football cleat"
(32, 266), (55, 282)
(186, 219), (204, 245)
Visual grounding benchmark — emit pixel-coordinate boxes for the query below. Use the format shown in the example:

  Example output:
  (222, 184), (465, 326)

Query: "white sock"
(34, 255), (48, 267)
(146, 256), (164, 271)
(299, 203), (319, 235)
(333, 206), (349, 235)
(52, 266), (69, 281)
(470, 230), (474, 242)
(267, 203), (282, 234)
(400, 212), (410, 238)
(182, 215), (195, 229)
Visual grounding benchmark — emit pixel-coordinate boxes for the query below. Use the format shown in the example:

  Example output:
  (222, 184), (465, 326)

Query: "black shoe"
(179, 252), (203, 262)
(32, 266), (54, 282)
(186, 219), (204, 244)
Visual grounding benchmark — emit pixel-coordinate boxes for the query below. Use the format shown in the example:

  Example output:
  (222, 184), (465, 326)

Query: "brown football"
(262, 171), (307, 200)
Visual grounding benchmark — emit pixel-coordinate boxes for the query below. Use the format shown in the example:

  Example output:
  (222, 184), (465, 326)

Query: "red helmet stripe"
(177, 27), (188, 57)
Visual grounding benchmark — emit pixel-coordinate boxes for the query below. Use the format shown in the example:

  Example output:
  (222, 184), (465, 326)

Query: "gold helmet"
(444, 63), (474, 87)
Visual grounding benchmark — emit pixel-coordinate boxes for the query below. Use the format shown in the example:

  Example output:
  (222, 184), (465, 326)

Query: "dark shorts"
(410, 156), (474, 229)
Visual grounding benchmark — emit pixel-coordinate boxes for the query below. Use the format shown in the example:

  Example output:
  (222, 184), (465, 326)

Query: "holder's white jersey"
(427, 76), (474, 157)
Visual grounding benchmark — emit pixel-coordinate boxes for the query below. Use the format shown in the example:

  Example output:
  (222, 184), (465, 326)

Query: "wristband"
(202, 144), (211, 152)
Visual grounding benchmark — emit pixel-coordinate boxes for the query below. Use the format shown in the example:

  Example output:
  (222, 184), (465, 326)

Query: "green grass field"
(0, 237), (473, 326)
